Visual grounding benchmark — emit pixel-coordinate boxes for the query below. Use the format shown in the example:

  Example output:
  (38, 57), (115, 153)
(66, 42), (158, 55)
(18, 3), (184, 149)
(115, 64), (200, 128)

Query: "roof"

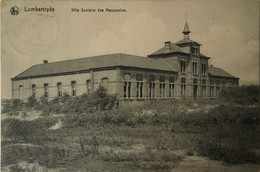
(183, 22), (190, 34)
(208, 66), (238, 79)
(149, 43), (189, 56)
(148, 42), (209, 59)
(176, 39), (199, 45)
(13, 53), (177, 80)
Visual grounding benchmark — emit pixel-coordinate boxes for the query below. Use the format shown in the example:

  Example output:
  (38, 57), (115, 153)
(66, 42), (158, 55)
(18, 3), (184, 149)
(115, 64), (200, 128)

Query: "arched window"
(32, 84), (36, 97)
(123, 74), (131, 98)
(44, 83), (49, 98)
(136, 74), (143, 98)
(86, 80), (91, 95)
(57, 82), (62, 97)
(19, 85), (23, 99)
(169, 77), (175, 98)
(71, 81), (76, 96)
(149, 75), (156, 98)
(159, 76), (166, 98)
(101, 77), (108, 89)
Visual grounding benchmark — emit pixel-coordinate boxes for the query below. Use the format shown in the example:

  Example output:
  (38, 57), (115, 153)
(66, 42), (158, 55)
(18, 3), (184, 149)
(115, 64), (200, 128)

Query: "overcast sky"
(1, 0), (259, 99)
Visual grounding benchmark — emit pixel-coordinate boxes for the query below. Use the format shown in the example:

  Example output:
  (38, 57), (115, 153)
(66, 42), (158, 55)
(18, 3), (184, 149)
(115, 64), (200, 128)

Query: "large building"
(11, 22), (239, 103)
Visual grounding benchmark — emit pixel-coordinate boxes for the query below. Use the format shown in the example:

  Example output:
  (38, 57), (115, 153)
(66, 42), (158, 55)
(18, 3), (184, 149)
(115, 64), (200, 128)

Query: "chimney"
(43, 60), (48, 64)
(165, 41), (171, 49)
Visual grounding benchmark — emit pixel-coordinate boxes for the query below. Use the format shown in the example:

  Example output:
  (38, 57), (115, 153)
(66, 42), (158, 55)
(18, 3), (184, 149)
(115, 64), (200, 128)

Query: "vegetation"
(2, 85), (118, 115)
(218, 85), (259, 104)
(1, 85), (260, 171)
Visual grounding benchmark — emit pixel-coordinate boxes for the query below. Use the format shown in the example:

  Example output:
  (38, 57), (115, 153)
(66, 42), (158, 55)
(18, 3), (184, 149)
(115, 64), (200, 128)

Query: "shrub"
(196, 139), (260, 164)
(2, 144), (67, 168)
(1, 117), (58, 143)
(26, 95), (38, 108)
(92, 85), (117, 110)
(2, 99), (24, 114)
(219, 85), (259, 104)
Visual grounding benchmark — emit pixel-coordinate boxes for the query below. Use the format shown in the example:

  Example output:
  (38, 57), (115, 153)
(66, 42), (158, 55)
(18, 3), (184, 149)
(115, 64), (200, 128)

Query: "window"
(181, 78), (186, 96)
(149, 75), (156, 98)
(149, 83), (155, 98)
(222, 81), (226, 87)
(32, 84), (36, 97)
(57, 82), (62, 97)
(193, 79), (198, 97)
(192, 47), (199, 55)
(71, 81), (76, 96)
(44, 83), (49, 98)
(202, 79), (206, 97)
(202, 63), (206, 75)
(159, 76), (166, 98)
(180, 60), (186, 73)
(192, 62), (197, 74)
(101, 78), (108, 89)
(86, 80), (91, 95)
(216, 86), (220, 95)
(123, 74), (131, 98)
(202, 85), (206, 97)
(216, 80), (220, 95)
(210, 86), (214, 97)
(160, 83), (165, 98)
(19, 85), (23, 99)
(124, 81), (131, 98)
(136, 74), (143, 98)
(136, 82), (143, 98)
(169, 77), (174, 98)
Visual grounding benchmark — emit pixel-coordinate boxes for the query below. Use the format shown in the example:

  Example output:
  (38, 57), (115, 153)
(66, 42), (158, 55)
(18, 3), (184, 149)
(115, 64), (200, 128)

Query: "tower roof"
(183, 21), (190, 34)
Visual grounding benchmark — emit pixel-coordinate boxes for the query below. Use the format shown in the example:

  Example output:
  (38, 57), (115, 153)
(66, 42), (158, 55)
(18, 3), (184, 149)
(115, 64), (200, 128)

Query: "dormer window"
(180, 60), (186, 73)
(191, 47), (199, 55)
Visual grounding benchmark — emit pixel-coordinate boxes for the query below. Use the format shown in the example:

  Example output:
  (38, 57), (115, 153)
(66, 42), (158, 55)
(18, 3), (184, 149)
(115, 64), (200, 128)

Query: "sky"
(1, 0), (259, 99)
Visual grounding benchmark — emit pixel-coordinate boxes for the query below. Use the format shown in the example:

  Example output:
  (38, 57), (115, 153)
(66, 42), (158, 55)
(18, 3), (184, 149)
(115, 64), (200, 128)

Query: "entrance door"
(193, 85), (197, 98)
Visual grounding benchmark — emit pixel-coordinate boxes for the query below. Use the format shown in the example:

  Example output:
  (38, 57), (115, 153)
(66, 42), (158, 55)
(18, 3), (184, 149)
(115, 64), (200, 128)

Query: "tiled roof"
(149, 43), (189, 56)
(208, 66), (238, 79)
(13, 53), (177, 79)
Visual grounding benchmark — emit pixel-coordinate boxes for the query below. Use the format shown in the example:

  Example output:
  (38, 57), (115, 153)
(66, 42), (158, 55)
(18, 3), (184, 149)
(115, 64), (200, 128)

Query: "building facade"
(11, 22), (239, 103)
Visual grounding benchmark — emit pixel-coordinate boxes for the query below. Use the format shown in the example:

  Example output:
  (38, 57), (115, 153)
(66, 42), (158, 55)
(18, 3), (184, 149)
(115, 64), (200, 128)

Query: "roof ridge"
(35, 53), (124, 66)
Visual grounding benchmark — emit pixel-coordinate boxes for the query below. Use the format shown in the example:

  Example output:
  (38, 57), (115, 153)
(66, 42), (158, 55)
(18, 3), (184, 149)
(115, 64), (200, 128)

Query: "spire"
(183, 22), (190, 34)
(182, 12), (190, 39)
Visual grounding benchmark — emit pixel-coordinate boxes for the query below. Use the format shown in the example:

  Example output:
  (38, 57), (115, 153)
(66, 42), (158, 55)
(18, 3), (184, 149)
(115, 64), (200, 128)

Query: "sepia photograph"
(1, 0), (259, 171)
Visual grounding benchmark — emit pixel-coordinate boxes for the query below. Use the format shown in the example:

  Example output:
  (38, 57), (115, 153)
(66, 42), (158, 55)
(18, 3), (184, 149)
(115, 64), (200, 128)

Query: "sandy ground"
(173, 156), (260, 172)
(3, 155), (260, 172)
